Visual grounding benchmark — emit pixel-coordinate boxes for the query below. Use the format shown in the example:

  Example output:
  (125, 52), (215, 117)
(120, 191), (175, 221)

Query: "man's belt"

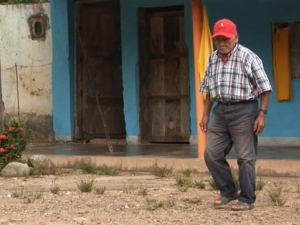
(217, 100), (256, 106)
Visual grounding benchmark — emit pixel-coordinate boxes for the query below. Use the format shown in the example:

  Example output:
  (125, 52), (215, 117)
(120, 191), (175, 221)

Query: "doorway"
(75, 0), (126, 140)
(139, 6), (190, 143)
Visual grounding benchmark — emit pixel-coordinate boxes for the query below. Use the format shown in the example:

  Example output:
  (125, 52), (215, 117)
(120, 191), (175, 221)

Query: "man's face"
(214, 34), (238, 54)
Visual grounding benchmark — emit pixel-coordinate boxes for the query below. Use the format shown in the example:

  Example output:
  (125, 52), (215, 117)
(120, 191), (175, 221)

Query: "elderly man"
(199, 19), (272, 211)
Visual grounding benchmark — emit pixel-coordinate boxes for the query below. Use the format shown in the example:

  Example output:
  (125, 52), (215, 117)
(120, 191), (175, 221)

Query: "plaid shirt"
(200, 44), (272, 102)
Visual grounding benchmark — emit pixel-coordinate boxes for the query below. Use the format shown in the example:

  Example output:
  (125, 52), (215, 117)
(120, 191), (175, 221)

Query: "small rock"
(1, 162), (30, 177)
(27, 155), (56, 175)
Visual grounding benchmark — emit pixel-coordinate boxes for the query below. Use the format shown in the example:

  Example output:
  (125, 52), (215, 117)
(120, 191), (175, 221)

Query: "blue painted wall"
(120, 0), (196, 137)
(203, 0), (300, 137)
(50, 0), (300, 140)
(50, 0), (74, 140)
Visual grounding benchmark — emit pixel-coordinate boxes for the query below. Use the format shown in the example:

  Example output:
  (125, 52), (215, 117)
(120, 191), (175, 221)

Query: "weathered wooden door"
(76, 1), (126, 139)
(139, 6), (190, 143)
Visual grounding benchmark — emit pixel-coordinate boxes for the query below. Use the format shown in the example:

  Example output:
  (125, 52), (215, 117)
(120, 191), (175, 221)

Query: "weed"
(77, 179), (94, 193)
(145, 198), (164, 211)
(165, 199), (176, 207)
(296, 205), (300, 214)
(151, 165), (172, 177)
(231, 171), (239, 189)
(79, 163), (98, 174)
(31, 165), (42, 176)
(269, 186), (286, 206)
(97, 165), (118, 176)
(79, 163), (118, 176)
(11, 189), (24, 198)
(138, 186), (148, 196)
(180, 169), (193, 177)
(193, 180), (206, 189)
(296, 182), (300, 193)
(29, 191), (43, 200)
(182, 198), (202, 204)
(50, 184), (60, 194)
(208, 178), (219, 190)
(123, 184), (135, 194)
(94, 186), (106, 194)
(176, 177), (193, 192)
(256, 177), (265, 191)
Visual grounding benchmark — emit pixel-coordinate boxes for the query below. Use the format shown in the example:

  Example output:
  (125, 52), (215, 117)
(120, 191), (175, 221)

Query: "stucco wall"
(203, 0), (300, 144)
(0, 3), (53, 141)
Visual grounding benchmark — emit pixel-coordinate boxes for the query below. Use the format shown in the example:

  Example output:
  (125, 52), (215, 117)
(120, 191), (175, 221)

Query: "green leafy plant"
(0, 119), (31, 170)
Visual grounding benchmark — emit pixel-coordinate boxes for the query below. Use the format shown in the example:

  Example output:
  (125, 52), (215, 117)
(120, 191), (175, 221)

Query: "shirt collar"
(217, 43), (239, 58)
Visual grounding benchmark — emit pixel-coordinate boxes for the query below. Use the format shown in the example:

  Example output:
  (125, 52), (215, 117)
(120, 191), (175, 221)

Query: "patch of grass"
(123, 184), (135, 194)
(50, 184), (60, 194)
(296, 205), (300, 214)
(151, 165), (172, 177)
(182, 198), (202, 204)
(138, 186), (148, 196)
(79, 163), (98, 174)
(29, 191), (43, 200)
(77, 179), (94, 193)
(79, 163), (118, 176)
(269, 186), (286, 206)
(165, 199), (176, 207)
(94, 186), (106, 194)
(296, 182), (300, 193)
(208, 178), (219, 190)
(176, 177), (193, 192)
(11, 189), (24, 198)
(97, 165), (118, 175)
(31, 165), (42, 176)
(145, 198), (164, 211)
(231, 171), (239, 189)
(193, 180), (206, 189)
(256, 177), (265, 191)
(180, 169), (193, 177)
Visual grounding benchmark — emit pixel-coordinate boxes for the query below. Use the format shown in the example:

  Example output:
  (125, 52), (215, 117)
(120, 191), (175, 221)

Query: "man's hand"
(254, 113), (265, 135)
(199, 115), (209, 134)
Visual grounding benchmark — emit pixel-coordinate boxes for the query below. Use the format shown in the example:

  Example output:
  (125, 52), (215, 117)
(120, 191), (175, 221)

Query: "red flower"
(7, 127), (13, 132)
(9, 144), (15, 150)
(0, 148), (6, 153)
(17, 127), (23, 131)
(0, 135), (7, 140)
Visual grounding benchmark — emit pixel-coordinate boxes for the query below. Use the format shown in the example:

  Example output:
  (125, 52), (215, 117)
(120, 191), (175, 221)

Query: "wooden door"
(76, 1), (126, 139)
(139, 6), (190, 143)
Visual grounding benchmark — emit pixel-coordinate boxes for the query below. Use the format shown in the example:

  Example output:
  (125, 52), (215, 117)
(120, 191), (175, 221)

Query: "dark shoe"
(231, 201), (254, 211)
(214, 194), (238, 206)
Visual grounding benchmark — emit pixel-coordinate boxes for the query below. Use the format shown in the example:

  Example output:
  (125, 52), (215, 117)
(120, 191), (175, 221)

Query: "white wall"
(0, 3), (52, 116)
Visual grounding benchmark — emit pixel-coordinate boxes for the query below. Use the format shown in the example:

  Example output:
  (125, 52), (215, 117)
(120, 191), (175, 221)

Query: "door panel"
(139, 6), (190, 143)
(76, 1), (126, 139)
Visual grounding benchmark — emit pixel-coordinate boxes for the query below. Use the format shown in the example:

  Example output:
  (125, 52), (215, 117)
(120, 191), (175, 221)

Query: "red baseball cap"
(212, 19), (237, 38)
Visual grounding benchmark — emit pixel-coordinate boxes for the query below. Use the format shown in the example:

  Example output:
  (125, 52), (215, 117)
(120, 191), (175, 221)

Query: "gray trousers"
(204, 101), (258, 204)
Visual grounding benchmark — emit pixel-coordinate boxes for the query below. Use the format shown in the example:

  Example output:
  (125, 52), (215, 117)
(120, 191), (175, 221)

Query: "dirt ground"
(0, 170), (299, 225)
